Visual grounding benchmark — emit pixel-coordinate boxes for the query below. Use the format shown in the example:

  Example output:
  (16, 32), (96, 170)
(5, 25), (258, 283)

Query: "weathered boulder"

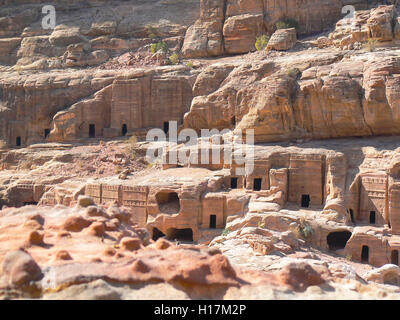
(181, 0), (225, 58)
(266, 28), (297, 51)
(2, 250), (42, 286)
(364, 264), (400, 285)
(223, 14), (266, 54)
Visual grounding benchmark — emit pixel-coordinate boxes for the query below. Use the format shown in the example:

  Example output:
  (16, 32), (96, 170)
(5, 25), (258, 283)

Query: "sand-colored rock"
(266, 28), (297, 51)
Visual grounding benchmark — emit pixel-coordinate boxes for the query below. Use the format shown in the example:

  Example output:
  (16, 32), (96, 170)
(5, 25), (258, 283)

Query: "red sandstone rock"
(55, 250), (73, 261)
(63, 215), (92, 232)
(86, 222), (106, 237)
(276, 262), (326, 292)
(120, 237), (142, 251)
(26, 231), (44, 246)
(154, 238), (172, 250)
(2, 250), (42, 286)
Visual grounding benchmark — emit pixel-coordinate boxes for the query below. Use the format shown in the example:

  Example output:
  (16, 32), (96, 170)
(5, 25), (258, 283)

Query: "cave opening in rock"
(327, 231), (352, 251)
(152, 227), (166, 241)
(44, 129), (50, 139)
(231, 177), (238, 189)
(163, 122), (169, 134)
(253, 178), (262, 191)
(166, 228), (193, 242)
(392, 250), (399, 266)
(349, 209), (355, 223)
(361, 245), (369, 263)
(89, 124), (96, 138)
(122, 124), (128, 136)
(301, 194), (310, 208)
(23, 201), (38, 206)
(156, 191), (180, 214)
(370, 211), (376, 224)
(209, 214), (217, 229)
(16, 136), (21, 147)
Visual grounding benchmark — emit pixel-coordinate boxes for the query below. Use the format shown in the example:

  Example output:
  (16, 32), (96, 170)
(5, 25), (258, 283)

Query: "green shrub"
(151, 41), (169, 54)
(293, 218), (313, 241)
(255, 34), (270, 51)
(0, 140), (7, 149)
(364, 38), (378, 52)
(276, 18), (299, 31)
(169, 53), (180, 65)
(287, 67), (301, 79)
(186, 61), (194, 69)
(146, 24), (160, 39)
(125, 135), (138, 159)
(222, 229), (230, 237)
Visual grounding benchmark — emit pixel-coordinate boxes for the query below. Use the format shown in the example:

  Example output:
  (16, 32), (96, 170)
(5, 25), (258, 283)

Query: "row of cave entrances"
(14, 122), (169, 146)
(15, 129), (51, 146)
(348, 209), (377, 225)
(327, 231), (400, 266)
(231, 177), (312, 207)
(88, 122), (170, 139)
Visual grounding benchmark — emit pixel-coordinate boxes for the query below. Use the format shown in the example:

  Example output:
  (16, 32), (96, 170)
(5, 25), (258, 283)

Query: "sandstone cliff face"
(0, 70), (116, 146)
(0, 0), (200, 69)
(182, 0), (385, 57)
(329, 5), (400, 48)
(183, 50), (400, 142)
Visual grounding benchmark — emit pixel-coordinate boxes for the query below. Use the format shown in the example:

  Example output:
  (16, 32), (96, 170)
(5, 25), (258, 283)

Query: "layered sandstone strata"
(183, 48), (400, 142)
(182, 0), (385, 57)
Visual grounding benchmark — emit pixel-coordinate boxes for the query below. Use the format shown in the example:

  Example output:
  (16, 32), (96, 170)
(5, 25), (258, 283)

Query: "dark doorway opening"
(231, 116), (236, 126)
(301, 194), (310, 208)
(23, 201), (38, 206)
(156, 191), (180, 214)
(163, 122), (169, 134)
(166, 228), (193, 242)
(349, 209), (355, 223)
(210, 215), (217, 229)
(16, 136), (21, 147)
(370, 211), (376, 224)
(231, 177), (238, 189)
(122, 124), (128, 136)
(152, 228), (166, 241)
(361, 245), (369, 263)
(327, 231), (352, 251)
(44, 129), (50, 139)
(253, 178), (262, 191)
(392, 250), (399, 266)
(89, 124), (95, 138)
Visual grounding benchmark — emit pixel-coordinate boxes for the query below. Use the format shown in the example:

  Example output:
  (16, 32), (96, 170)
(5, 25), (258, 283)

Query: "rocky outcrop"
(266, 28), (297, 51)
(182, 0), (382, 57)
(329, 5), (400, 48)
(0, 70), (116, 146)
(0, 0), (200, 68)
(183, 49), (400, 143)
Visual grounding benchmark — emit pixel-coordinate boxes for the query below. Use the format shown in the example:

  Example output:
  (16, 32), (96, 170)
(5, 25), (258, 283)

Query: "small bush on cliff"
(125, 135), (138, 159)
(151, 41), (169, 54)
(222, 229), (230, 237)
(146, 24), (160, 39)
(293, 218), (313, 241)
(255, 34), (270, 51)
(287, 67), (301, 79)
(169, 53), (180, 65)
(365, 38), (378, 52)
(0, 140), (7, 150)
(276, 18), (299, 31)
